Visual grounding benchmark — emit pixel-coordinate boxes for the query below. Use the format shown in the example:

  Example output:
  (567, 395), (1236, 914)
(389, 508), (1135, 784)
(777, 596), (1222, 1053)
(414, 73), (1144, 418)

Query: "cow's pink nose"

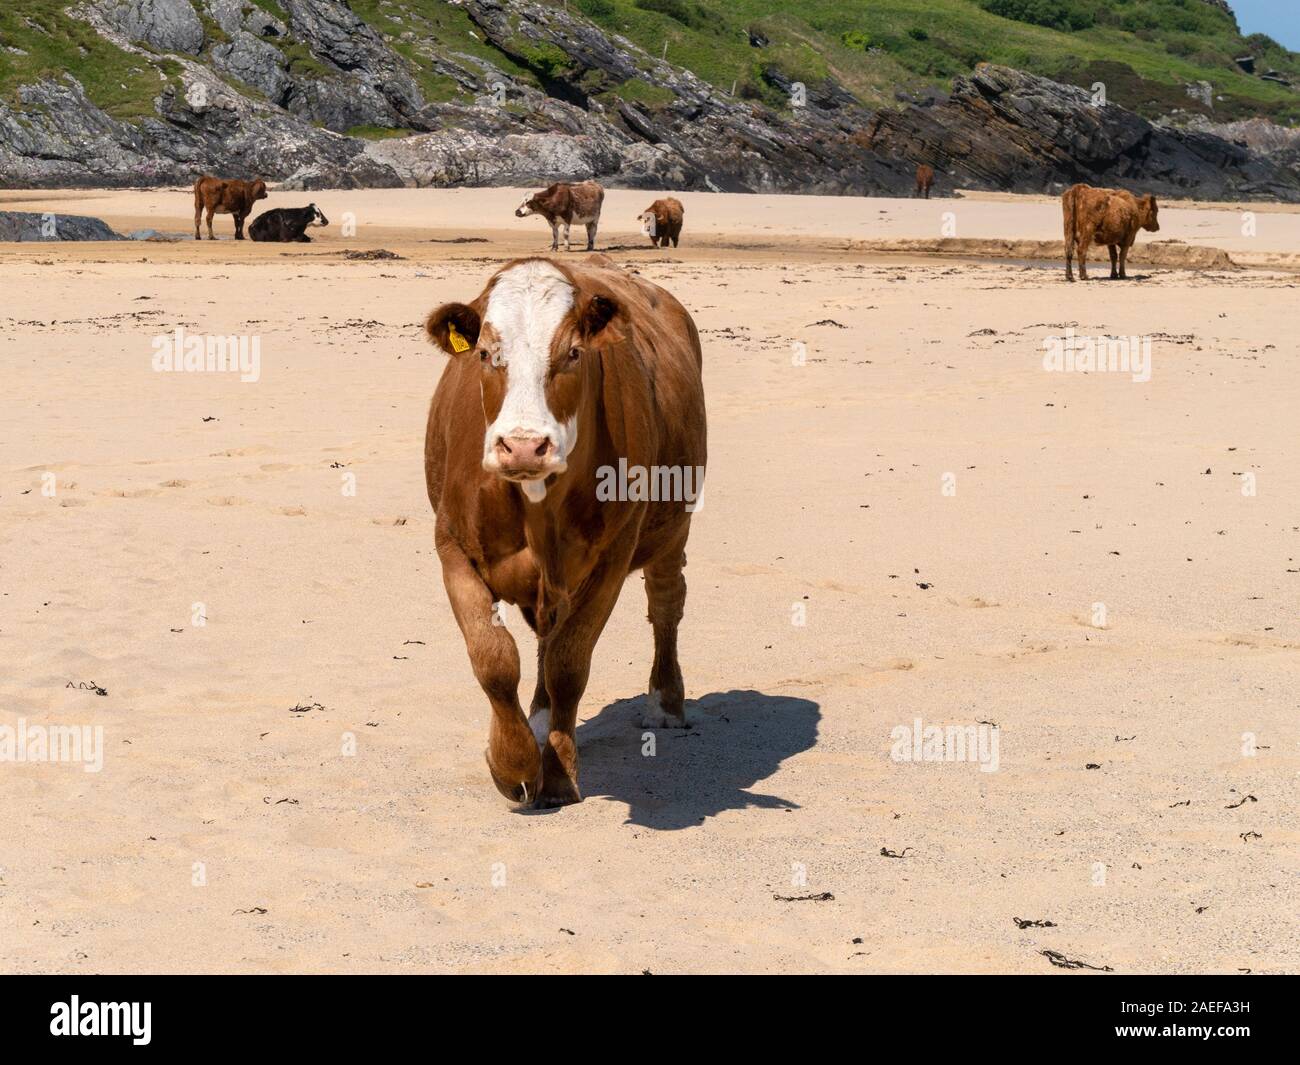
(495, 433), (552, 472)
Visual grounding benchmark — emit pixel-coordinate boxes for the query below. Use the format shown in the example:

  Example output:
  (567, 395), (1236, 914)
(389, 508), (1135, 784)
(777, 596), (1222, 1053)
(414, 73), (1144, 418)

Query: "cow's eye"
(568, 346), (581, 363)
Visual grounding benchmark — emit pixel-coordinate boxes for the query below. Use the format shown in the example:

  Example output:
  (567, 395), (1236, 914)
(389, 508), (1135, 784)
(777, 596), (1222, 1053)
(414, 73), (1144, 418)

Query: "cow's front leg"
(585, 221), (597, 251)
(536, 562), (628, 807)
(234, 212), (246, 241)
(563, 222), (572, 252)
(641, 548), (689, 728)
(1108, 244), (1119, 279)
(549, 221), (559, 251)
(437, 534), (541, 804)
(205, 208), (217, 240)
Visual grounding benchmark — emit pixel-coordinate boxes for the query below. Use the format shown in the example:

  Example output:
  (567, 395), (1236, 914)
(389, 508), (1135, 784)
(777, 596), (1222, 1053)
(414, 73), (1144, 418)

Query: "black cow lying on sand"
(249, 204), (329, 243)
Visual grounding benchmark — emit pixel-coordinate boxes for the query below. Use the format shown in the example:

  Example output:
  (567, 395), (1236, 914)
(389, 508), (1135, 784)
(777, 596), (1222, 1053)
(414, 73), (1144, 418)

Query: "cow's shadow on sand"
(551, 689), (820, 830)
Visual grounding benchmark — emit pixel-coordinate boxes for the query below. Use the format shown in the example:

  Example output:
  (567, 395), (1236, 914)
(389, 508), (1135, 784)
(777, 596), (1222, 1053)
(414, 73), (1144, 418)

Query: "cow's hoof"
(485, 749), (543, 806)
(533, 777), (582, 808)
(639, 691), (688, 729)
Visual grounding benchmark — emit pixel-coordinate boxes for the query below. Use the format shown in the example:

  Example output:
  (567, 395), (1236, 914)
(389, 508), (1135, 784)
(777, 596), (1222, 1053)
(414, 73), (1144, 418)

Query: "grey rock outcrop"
(0, 211), (124, 241)
(863, 65), (1300, 201)
(89, 0), (205, 55)
(0, 1), (1296, 201)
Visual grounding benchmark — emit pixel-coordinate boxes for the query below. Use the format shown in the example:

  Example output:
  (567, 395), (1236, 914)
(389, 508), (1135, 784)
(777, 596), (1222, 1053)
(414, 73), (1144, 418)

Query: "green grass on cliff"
(1, 0), (1295, 129)
(0, 1), (172, 118)
(560, 0), (1300, 121)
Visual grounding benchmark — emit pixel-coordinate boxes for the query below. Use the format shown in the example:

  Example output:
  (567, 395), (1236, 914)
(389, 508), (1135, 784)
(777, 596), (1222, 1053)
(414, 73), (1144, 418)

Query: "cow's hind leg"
(519, 605), (552, 748)
(641, 546), (689, 729)
(1076, 237), (1091, 281)
(194, 201), (202, 241)
(437, 534), (541, 804)
(585, 221), (597, 251)
(563, 222), (572, 252)
(1119, 239), (1134, 279)
(1108, 244), (1119, 280)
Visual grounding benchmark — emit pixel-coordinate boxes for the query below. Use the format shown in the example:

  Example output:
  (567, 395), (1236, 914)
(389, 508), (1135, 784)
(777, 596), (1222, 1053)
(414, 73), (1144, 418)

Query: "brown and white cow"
(514, 181), (605, 252)
(193, 175), (268, 241)
(915, 164), (934, 199)
(424, 255), (706, 807)
(638, 197), (684, 248)
(1062, 183), (1160, 282)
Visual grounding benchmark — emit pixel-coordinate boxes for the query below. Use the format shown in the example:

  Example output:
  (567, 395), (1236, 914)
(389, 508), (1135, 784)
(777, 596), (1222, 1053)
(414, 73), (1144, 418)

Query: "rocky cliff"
(0, 0), (1297, 199)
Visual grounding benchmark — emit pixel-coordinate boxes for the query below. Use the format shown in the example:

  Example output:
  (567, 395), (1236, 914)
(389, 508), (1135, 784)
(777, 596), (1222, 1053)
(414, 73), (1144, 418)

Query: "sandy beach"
(1, 187), (1297, 974)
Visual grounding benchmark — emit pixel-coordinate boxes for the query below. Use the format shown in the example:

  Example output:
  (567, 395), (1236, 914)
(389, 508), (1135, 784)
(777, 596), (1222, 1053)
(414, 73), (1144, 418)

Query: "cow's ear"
(580, 294), (619, 339)
(425, 302), (481, 356)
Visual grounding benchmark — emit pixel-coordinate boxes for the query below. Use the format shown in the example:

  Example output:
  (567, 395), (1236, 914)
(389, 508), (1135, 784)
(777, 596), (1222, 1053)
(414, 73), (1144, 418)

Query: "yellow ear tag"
(447, 323), (471, 353)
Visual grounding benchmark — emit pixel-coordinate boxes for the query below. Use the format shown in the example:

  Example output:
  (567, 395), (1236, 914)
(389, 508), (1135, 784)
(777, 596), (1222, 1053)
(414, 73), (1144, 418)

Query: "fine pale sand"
(1, 188), (1297, 974)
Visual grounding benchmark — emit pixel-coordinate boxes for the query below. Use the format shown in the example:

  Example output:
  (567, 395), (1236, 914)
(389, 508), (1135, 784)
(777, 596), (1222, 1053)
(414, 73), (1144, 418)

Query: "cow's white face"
(638, 212), (656, 237)
(514, 197), (538, 219)
(479, 260), (578, 500)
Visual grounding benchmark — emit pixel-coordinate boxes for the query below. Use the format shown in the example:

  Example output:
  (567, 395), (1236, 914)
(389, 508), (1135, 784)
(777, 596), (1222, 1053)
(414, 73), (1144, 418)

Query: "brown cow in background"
(1062, 183), (1160, 281)
(423, 254), (706, 807)
(915, 164), (935, 199)
(514, 181), (605, 251)
(638, 197), (685, 247)
(193, 175), (267, 240)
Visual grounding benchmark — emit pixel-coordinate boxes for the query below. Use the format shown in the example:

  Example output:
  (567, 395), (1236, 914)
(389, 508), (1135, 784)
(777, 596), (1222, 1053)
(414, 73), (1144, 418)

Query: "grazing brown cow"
(1062, 183), (1160, 282)
(514, 180), (605, 251)
(638, 197), (685, 248)
(193, 175), (267, 241)
(424, 254), (707, 807)
(915, 164), (934, 199)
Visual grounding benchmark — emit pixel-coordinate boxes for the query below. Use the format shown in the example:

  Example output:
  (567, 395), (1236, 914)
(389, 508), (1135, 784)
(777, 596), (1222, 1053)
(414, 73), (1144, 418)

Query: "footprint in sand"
(371, 516), (409, 526)
(206, 495), (250, 507)
(159, 479), (190, 488)
(1206, 632), (1300, 651)
(99, 487), (162, 499)
(211, 446), (274, 458)
(879, 657), (915, 672)
(999, 642), (1060, 659)
(279, 506), (307, 516)
(58, 498), (88, 508)
(721, 562), (781, 578)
